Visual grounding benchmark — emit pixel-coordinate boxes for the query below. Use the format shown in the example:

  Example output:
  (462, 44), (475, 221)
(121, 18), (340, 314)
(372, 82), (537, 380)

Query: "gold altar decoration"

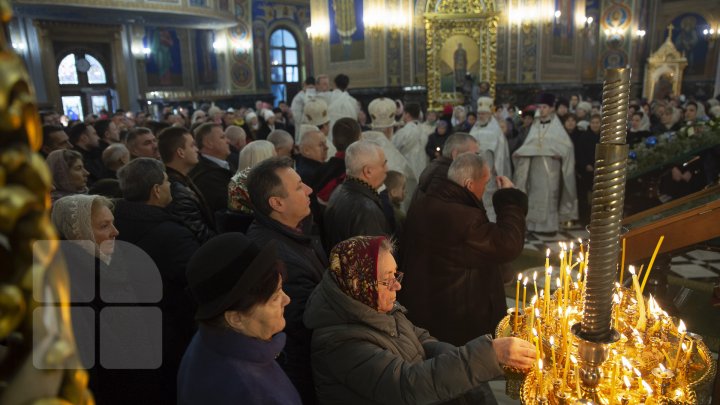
(496, 68), (715, 404)
(424, 0), (498, 110)
(0, 0), (93, 403)
(642, 25), (688, 102)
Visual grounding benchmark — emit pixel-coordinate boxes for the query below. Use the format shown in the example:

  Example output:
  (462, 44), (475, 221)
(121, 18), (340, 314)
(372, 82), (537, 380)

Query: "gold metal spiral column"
(572, 68), (631, 396)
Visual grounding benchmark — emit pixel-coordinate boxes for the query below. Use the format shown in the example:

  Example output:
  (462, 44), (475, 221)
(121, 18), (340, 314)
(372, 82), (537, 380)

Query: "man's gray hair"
(117, 157), (166, 202)
(225, 125), (246, 144)
(102, 143), (129, 170)
(299, 129), (323, 146)
(345, 140), (382, 177)
(267, 129), (294, 148)
(443, 132), (478, 159)
(447, 152), (487, 186)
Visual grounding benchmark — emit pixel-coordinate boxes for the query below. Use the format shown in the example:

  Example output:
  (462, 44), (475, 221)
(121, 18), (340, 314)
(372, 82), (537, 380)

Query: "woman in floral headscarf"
(303, 236), (536, 405)
(46, 149), (89, 202)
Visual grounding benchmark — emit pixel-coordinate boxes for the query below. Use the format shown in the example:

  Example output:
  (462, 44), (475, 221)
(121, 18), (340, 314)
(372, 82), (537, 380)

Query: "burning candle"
(634, 368), (642, 389)
(514, 273), (522, 333)
(673, 320), (687, 371)
(522, 277), (528, 310)
(533, 271), (538, 298)
(571, 355), (581, 398)
(652, 363), (675, 396)
(642, 380), (653, 401)
(629, 266), (646, 331)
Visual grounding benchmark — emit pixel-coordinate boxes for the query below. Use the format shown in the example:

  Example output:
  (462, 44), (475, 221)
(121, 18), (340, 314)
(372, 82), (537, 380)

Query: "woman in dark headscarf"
(425, 119), (452, 160)
(46, 149), (89, 202)
(304, 236), (535, 405)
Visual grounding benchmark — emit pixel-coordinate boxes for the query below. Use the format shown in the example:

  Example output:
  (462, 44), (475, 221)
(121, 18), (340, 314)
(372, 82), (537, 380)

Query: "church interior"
(2, 0), (720, 403)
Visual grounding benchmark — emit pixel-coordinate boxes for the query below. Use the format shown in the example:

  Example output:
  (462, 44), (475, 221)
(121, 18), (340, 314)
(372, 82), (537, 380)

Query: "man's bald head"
(225, 125), (247, 150)
(267, 129), (295, 158)
(299, 130), (329, 162)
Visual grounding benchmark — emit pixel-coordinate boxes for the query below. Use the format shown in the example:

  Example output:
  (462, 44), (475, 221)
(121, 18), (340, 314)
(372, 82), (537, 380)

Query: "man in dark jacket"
(400, 152), (527, 345)
(294, 129), (328, 183)
(115, 158), (200, 404)
(189, 123), (233, 214)
(323, 140), (391, 251)
(246, 157), (328, 405)
(159, 127), (216, 243)
(67, 122), (104, 185)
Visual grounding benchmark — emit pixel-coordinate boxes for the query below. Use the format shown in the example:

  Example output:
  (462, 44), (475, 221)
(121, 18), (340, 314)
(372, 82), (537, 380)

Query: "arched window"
(269, 28), (299, 105)
(57, 51), (112, 120)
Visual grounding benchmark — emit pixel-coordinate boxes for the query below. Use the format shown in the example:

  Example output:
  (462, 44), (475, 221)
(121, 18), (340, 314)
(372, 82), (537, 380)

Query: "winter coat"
(246, 213), (328, 404)
(189, 155), (233, 215)
(295, 154), (324, 185)
(166, 166), (216, 243)
(113, 199), (200, 403)
(303, 271), (505, 405)
(177, 327), (302, 405)
(323, 178), (391, 252)
(399, 177), (527, 346)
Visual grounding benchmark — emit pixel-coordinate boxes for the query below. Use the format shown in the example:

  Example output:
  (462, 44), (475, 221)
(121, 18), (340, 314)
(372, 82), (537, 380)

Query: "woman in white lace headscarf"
(228, 140), (277, 213)
(46, 149), (89, 202)
(51, 194), (118, 264)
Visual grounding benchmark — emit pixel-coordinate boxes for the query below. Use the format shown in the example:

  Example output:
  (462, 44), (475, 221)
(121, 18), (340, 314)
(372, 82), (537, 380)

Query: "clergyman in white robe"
(392, 120), (429, 179)
(327, 89), (359, 159)
(512, 115), (578, 233)
(469, 116), (511, 221)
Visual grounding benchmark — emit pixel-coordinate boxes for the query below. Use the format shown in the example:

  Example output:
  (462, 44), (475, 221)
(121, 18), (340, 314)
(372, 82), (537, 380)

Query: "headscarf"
(329, 236), (386, 310)
(46, 149), (88, 202)
(51, 194), (111, 262)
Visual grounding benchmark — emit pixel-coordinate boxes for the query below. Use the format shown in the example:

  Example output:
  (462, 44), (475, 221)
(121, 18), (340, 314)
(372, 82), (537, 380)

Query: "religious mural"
(670, 13), (709, 77)
(552, 0), (575, 56)
(581, 0), (600, 80)
(195, 30), (218, 86)
(329, 0), (365, 62)
(600, 0), (632, 71)
(253, 22), (269, 89)
(439, 35), (478, 93)
(143, 27), (183, 87)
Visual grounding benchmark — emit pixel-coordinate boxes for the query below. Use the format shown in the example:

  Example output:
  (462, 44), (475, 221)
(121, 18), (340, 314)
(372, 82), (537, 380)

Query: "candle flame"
(570, 355), (577, 365)
(623, 375), (631, 389)
(678, 320), (686, 333)
(659, 363), (666, 371)
(634, 368), (641, 378)
(517, 273), (523, 281)
(531, 295), (538, 304)
(535, 308), (540, 317)
(538, 359), (543, 370)
(523, 277), (528, 286)
(613, 293), (620, 304)
(629, 265), (636, 275)
(556, 278), (561, 288)
(546, 248), (550, 257)
(547, 266), (552, 275)
(573, 282), (579, 289)
(532, 327), (538, 337)
(533, 271), (537, 281)
(615, 282), (620, 288)
(642, 380), (652, 394)
(559, 251), (565, 260)
(682, 342), (688, 351)
(578, 237), (582, 244)
(675, 389), (683, 398)
(550, 336), (555, 346)
(570, 242), (574, 250)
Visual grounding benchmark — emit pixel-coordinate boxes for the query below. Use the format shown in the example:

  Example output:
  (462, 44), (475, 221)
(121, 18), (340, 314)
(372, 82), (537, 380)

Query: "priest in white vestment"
(469, 97), (511, 221)
(327, 74), (360, 160)
(290, 77), (317, 141)
(392, 102), (429, 179)
(512, 93), (578, 234)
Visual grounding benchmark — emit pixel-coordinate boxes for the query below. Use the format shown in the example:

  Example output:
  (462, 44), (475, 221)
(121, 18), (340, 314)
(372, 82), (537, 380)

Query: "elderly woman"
(47, 149), (89, 202)
(304, 236), (535, 405)
(227, 140), (277, 213)
(178, 233), (300, 405)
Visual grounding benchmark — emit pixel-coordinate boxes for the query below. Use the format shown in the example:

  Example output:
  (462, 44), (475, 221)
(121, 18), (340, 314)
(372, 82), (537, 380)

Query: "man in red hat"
(512, 93), (578, 235)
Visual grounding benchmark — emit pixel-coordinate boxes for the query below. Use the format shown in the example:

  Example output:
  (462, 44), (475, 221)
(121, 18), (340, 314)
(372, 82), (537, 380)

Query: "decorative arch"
(424, 0), (499, 109)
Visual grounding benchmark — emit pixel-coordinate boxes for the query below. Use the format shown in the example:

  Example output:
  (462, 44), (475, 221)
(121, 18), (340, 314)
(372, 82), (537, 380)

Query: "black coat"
(399, 177), (528, 346)
(113, 199), (200, 404)
(246, 213), (328, 405)
(323, 178), (391, 252)
(295, 155), (323, 185)
(166, 166), (216, 243)
(78, 146), (105, 186)
(412, 156), (452, 205)
(189, 155), (232, 215)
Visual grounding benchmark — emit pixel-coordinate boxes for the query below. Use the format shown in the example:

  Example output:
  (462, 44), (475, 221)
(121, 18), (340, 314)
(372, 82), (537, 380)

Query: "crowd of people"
(41, 72), (719, 404)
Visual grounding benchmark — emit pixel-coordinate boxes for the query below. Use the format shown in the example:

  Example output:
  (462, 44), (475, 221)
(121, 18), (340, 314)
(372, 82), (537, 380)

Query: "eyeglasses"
(377, 272), (404, 288)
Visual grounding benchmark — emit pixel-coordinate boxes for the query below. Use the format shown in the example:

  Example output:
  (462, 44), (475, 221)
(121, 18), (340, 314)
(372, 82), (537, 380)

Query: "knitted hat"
(576, 101), (592, 113)
(368, 97), (397, 129)
(303, 99), (330, 127)
(187, 233), (279, 320)
(261, 109), (275, 121)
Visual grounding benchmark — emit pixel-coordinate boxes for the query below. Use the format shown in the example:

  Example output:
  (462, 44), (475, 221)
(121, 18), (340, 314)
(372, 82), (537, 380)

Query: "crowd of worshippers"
(42, 73), (719, 404)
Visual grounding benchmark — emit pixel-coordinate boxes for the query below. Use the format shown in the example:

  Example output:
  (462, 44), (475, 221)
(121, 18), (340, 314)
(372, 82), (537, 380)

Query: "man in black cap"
(245, 156), (327, 404)
(512, 93), (578, 235)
